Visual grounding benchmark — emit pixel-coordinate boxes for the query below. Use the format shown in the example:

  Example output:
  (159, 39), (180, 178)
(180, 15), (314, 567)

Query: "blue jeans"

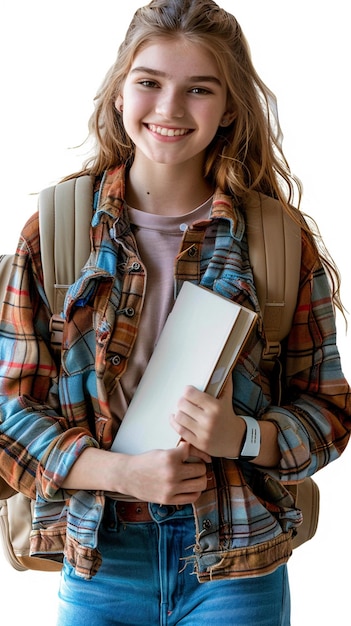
(57, 502), (290, 626)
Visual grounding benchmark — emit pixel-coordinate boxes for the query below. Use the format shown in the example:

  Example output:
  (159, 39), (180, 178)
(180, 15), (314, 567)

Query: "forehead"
(129, 36), (223, 81)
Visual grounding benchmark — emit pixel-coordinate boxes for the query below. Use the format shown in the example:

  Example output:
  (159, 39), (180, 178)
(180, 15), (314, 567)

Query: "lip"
(146, 123), (193, 138)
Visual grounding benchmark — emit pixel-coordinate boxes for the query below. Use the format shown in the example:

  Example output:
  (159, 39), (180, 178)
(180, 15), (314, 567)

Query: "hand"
(118, 441), (211, 505)
(170, 377), (246, 458)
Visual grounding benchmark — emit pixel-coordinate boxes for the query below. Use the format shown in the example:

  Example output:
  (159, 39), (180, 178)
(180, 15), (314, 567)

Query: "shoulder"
(18, 211), (41, 269)
(20, 211), (40, 246)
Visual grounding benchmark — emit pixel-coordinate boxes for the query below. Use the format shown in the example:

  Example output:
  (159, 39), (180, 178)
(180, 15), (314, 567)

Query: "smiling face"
(118, 37), (232, 171)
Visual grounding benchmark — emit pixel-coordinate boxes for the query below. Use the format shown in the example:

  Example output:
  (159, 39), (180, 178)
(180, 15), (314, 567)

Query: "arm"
(170, 234), (351, 477)
(0, 215), (210, 505)
(264, 235), (351, 479)
(0, 215), (97, 499)
(61, 441), (211, 505)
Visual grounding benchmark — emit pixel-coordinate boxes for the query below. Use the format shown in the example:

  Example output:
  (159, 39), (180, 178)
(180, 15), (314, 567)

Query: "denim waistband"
(104, 499), (194, 529)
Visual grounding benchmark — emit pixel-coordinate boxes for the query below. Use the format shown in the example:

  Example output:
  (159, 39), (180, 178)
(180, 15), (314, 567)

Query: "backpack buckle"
(49, 313), (64, 353)
(262, 339), (281, 361)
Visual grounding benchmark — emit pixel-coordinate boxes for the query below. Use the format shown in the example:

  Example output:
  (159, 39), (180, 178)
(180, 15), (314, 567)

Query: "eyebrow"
(131, 66), (222, 86)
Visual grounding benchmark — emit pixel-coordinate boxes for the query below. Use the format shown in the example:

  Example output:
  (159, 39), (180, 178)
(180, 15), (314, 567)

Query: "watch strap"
(239, 415), (261, 460)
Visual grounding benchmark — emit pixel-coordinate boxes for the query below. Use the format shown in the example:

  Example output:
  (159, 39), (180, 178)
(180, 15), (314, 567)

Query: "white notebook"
(111, 281), (257, 455)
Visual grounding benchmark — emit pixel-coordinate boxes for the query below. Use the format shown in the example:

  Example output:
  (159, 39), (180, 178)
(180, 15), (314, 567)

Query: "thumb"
(177, 440), (211, 464)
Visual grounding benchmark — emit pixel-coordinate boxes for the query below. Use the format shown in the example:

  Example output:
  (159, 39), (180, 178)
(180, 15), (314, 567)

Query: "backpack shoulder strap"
(245, 193), (320, 549)
(39, 175), (93, 314)
(3, 182), (301, 361)
(245, 191), (301, 360)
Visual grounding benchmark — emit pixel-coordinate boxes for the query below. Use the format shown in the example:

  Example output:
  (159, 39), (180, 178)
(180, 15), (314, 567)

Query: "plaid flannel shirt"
(0, 165), (350, 580)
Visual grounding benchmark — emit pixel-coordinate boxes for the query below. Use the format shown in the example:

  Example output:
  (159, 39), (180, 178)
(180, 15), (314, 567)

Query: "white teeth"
(148, 124), (189, 137)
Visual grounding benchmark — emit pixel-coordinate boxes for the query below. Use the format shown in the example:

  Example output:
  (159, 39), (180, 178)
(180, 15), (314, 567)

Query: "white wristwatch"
(239, 415), (261, 460)
(227, 415), (261, 461)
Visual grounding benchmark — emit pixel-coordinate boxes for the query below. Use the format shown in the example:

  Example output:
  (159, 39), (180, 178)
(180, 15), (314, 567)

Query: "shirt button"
(131, 262), (141, 271)
(188, 246), (197, 257)
(125, 307), (135, 317)
(110, 354), (121, 366)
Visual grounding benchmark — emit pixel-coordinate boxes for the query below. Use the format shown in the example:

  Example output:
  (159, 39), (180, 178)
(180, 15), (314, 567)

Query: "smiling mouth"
(147, 124), (191, 137)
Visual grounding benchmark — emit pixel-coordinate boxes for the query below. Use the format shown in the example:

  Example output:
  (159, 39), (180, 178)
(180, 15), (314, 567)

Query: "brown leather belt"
(115, 500), (153, 523)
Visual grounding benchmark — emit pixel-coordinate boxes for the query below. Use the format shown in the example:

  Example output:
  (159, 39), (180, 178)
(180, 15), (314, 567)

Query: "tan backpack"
(0, 177), (319, 571)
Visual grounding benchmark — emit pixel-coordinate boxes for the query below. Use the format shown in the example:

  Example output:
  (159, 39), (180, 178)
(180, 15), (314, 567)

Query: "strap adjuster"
(49, 313), (64, 352)
(262, 339), (281, 361)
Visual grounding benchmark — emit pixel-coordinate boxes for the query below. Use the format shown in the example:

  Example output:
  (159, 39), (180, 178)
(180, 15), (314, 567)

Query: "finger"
(170, 411), (199, 446)
(176, 394), (203, 420)
(188, 445), (211, 463)
(182, 385), (206, 407)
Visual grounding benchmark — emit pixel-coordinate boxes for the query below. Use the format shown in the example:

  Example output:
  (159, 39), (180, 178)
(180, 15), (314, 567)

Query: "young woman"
(0, 1), (350, 624)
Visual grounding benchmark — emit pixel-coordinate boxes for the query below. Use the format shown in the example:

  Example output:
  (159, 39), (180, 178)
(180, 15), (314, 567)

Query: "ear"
(115, 94), (124, 113)
(219, 111), (236, 127)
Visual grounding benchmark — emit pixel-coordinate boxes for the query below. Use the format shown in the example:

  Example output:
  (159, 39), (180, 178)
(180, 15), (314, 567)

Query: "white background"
(0, 1), (350, 625)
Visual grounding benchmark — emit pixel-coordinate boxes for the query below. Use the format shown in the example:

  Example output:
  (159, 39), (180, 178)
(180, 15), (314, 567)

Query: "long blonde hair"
(69, 0), (343, 312)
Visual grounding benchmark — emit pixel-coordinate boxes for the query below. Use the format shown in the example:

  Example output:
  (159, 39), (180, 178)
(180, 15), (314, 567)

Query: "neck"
(126, 156), (213, 216)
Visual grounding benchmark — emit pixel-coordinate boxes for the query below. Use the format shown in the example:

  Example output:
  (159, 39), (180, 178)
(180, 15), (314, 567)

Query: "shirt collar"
(93, 165), (245, 241)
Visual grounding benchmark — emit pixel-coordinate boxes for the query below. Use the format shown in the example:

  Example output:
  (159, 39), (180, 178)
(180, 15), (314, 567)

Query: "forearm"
(61, 442), (211, 506)
(0, 396), (70, 497)
(249, 419), (281, 467)
(61, 447), (127, 492)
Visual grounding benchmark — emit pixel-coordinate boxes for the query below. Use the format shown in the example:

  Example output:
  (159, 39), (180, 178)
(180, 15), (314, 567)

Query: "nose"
(154, 88), (185, 120)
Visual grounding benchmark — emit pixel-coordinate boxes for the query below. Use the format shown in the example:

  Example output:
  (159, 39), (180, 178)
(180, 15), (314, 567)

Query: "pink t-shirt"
(109, 197), (213, 421)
